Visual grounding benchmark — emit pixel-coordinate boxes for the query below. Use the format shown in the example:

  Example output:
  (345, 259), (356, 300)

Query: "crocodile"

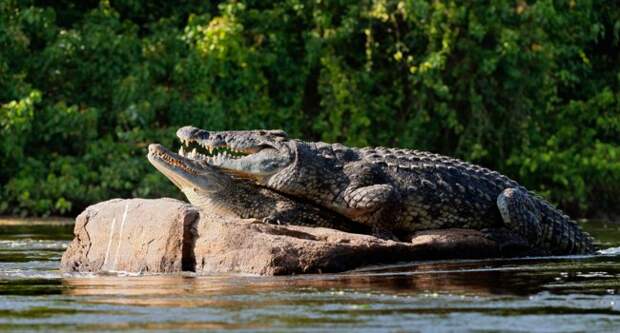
(147, 143), (369, 233)
(174, 126), (597, 255)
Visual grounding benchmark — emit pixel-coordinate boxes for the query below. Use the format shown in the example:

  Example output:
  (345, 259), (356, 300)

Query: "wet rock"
(61, 198), (518, 275)
(60, 198), (199, 273)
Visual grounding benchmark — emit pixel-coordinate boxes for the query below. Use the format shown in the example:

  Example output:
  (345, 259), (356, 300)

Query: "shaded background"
(1, 0), (618, 217)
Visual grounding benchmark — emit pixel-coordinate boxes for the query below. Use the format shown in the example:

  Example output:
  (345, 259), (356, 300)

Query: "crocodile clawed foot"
(262, 216), (282, 225)
(480, 227), (533, 256)
(371, 226), (400, 241)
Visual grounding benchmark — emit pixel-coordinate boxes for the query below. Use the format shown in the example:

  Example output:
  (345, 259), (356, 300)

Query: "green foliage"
(0, 0), (618, 217)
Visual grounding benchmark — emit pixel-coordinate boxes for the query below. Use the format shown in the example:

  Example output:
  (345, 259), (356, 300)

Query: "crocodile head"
(175, 126), (294, 183)
(147, 143), (234, 208)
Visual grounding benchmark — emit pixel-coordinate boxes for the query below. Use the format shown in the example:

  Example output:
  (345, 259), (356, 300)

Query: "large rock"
(61, 198), (521, 275)
(61, 198), (198, 273)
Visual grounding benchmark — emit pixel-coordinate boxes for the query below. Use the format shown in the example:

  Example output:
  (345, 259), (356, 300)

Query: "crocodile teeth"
(179, 147), (185, 156)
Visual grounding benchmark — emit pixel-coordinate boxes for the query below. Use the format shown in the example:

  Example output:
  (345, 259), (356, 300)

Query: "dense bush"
(1, 0), (618, 217)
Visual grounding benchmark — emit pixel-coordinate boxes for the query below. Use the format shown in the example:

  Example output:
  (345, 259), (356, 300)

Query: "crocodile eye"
(257, 129), (287, 139)
(268, 130), (288, 138)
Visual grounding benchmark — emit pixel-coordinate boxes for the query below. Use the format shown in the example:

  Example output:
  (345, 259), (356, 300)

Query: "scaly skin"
(146, 144), (368, 233)
(175, 127), (597, 255)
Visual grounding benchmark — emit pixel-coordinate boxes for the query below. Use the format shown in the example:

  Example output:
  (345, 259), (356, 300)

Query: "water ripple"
(598, 246), (620, 255)
(0, 239), (68, 250)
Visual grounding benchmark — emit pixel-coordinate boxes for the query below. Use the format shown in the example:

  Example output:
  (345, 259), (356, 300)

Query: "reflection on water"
(0, 219), (620, 331)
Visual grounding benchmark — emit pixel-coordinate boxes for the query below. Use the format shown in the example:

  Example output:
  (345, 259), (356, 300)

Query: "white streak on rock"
(112, 203), (129, 270)
(103, 217), (117, 268)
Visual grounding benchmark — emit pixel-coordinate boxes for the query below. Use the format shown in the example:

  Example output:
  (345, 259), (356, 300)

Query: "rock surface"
(192, 216), (501, 275)
(61, 198), (522, 275)
(60, 198), (198, 273)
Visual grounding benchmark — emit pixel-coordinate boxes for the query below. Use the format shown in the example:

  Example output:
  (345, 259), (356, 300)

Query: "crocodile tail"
(537, 200), (597, 255)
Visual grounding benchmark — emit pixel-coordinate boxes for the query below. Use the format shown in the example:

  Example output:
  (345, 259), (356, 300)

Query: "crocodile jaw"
(148, 144), (248, 216)
(206, 147), (290, 181)
(147, 144), (225, 195)
(175, 126), (293, 182)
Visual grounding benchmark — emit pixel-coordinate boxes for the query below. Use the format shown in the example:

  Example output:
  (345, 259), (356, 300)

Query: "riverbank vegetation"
(1, 0), (619, 217)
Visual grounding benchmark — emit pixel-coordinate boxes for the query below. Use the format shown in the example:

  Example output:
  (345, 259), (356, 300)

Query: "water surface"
(1, 218), (619, 332)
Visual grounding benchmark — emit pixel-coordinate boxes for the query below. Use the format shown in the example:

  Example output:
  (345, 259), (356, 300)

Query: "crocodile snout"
(176, 126), (204, 140)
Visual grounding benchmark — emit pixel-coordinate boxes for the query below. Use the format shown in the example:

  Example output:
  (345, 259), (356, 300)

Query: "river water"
(1, 218), (620, 332)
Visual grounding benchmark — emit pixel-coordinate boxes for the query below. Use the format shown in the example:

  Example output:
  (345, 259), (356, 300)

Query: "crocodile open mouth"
(177, 139), (253, 163)
(148, 143), (232, 197)
(148, 144), (202, 176)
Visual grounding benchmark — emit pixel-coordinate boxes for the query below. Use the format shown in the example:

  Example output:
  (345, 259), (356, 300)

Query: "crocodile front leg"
(341, 161), (400, 239)
(342, 161), (398, 212)
(343, 184), (395, 209)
